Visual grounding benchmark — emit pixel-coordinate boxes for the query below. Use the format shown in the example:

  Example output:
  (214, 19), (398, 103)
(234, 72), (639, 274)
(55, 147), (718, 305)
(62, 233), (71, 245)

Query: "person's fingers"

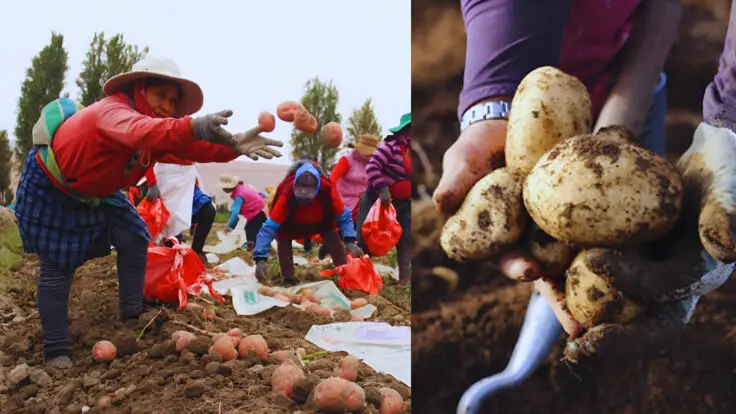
(247, 153), (259, 161)
(563, 296), (693, 365)
(260, 146), (283, 157)
(213, 109), (234, 118)
(432, 120), (507, 216)
(254, 149), (274, 159)
(499, 251), (542, 281)
(264, 138), (285, 147)
(214, 127), (234, 143)
(533, 278), (583, 337)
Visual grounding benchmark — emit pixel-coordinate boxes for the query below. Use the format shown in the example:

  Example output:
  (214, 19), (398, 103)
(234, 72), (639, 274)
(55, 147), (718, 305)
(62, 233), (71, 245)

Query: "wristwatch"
(460, 100), (512, 132)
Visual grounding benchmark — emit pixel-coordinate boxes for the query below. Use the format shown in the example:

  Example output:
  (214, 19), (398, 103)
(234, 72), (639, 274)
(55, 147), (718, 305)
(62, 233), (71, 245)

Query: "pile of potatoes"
(258, 286), (368, 321)
(441, 66), (685, 331)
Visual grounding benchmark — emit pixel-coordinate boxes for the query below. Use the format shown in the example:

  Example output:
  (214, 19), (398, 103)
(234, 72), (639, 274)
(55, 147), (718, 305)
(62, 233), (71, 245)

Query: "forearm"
(703, 1), (736, 128)
(595, 0), (683, 135)
(227, 198), (243, 229)
(458, 0), (571, 119)
(253, 219), (280, 259)
(172, 139), (239, 163)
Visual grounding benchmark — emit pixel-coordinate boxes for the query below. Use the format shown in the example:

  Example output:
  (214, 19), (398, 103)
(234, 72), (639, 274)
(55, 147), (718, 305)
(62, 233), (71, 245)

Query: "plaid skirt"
(14, 147), (150, 271)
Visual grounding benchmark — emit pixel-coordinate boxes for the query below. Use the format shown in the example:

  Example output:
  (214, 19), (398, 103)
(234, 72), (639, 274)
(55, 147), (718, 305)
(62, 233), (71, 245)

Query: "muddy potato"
(524, 128), (684, 245)
(529, 227), (578, 277)
(441, 168), (527, 261)
(506, 66), (593, 175)
(565, 249), (641, 329)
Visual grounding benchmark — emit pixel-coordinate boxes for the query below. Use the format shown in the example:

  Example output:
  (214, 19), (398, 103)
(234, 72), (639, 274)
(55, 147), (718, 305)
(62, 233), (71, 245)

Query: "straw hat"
(217, 175), (240, 190)
(103, 56), (204, 118)
(348, 135), (380, 156)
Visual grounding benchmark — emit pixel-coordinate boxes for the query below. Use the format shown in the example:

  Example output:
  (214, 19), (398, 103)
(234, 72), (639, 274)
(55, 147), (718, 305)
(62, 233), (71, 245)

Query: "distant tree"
(290, 77), (342, 171)
(345, 98), (382, 144)
(14, 32), (68, 170)
(0, 130), (12, 204)
(77, 32), (149, 106)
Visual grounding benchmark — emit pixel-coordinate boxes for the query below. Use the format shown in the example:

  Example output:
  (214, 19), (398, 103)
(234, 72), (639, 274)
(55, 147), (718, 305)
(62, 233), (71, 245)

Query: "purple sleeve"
(703, 1), (736, 127)
(458, 0), (572, 120)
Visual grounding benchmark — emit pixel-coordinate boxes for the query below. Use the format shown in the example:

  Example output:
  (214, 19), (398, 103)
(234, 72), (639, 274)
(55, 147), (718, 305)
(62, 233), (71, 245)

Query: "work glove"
(146, 183), (160, 202)
(558, 122), (736, 364)
(379, 186), (391, 207)
(193, 109), (235, 146)
(345, 241), (364, 258)
(255, 259), (267, 281)
(234, 127), (285, 161)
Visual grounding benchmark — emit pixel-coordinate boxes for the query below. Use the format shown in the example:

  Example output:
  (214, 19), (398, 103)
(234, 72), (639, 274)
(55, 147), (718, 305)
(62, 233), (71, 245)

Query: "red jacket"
(270, 173), (344, 239)
(51, 93), (238, 197)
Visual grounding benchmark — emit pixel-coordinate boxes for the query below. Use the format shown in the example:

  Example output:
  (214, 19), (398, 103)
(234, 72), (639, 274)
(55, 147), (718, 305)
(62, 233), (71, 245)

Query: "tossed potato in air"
(440, 168), (527, 261)
(505, 66), (593, 175)
(524, 126), (684, 246)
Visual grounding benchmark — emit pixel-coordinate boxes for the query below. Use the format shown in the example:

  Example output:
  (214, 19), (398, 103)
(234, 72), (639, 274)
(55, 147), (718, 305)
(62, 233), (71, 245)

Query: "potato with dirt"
(440, 168), (527, 261)
(313, 377), (366, 412)
(524, 127), (684, 246)
(505, 66), (593, 175)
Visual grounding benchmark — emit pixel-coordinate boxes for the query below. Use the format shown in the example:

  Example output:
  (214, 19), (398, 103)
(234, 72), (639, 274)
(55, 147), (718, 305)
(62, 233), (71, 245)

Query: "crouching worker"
(218, 175), (268, 251)
(253, 159), (364, 285)
(13, 56), (283, 368)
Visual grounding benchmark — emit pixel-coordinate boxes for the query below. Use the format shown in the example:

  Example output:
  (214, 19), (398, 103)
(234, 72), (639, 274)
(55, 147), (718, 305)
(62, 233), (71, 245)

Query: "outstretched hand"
(234, 127), (285, 161)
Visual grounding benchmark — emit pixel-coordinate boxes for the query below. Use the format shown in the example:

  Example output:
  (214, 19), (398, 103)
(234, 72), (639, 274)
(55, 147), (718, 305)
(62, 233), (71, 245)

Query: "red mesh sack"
(136, 198), (170, 242)
(361, 199), (402, 257)
(320, 254), (383, 295)
(144, 238), (224, 310)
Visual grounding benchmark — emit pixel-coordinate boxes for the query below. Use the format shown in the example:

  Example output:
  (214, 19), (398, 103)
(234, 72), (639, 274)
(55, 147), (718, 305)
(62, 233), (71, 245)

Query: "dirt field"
(411, 1), (736, 413)
(0, 217), (411, 413)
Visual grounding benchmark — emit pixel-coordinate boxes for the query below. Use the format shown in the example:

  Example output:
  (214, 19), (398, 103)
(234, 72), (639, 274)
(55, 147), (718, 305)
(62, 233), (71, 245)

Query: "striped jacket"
(366, 135), (410, 191)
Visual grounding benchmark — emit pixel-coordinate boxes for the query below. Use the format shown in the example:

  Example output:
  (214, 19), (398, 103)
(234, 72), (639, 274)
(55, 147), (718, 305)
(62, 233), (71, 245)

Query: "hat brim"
(354, 142), (377, 156)
(388, 120), (411, 133)
(104, 71), (204, 118)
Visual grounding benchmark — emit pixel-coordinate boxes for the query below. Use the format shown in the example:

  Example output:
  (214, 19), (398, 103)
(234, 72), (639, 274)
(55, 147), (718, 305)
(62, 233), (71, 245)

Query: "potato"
(334, 355), (359, 381)
(524, 127), (684, 246)
(378, 387), (404, 414)
(208, 336), (238, 361)
(313, 377), (366, 412)
(271, 360), (306, 398)
(239, 335), (269, 359)
(529, 227), (578, 277)
(506, 66), (593, 175)
(565, 249), (641, 329)
(441, 168), (527, 261)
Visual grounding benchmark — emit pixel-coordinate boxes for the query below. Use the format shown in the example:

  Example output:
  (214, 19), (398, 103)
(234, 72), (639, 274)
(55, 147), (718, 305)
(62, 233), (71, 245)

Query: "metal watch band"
(460, 100), (512, 131)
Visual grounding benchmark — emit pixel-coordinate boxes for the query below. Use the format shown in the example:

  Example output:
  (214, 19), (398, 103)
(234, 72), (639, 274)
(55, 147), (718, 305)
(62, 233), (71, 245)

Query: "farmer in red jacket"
(253, 158), (364, 285)
(13, 56), (283, 368)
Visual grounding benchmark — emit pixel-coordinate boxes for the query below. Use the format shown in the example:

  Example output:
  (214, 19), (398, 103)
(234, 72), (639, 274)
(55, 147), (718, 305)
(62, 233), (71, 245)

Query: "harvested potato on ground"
(277, 101), (303, 122)
(307, 304), (332, 317)
(378, 387), (404, 414)
(441, 168), (527, 261)
(294, 108), (318, 133)
(350, 298), (368, 309)
(173, 332), (197, 352)
(506, 66), (592, 174)
(239, 335), (269, 359)
(565, 249), (642, 329)
(524, 127), (684, 246)
(271, 360), (306, 398)
(212, 333), (240, 348)
(334, 355), (359, 381)
(92, 341), (117, 362)
(209, 336), (238, 361)
(272, 350), (298, 363)
(258, 286), (275, 297)
(227, 328), (242, 338)
(313, 377), (366, 412)
(272, 292), (292, 303)
(322, 122), (343, 148)
(300, 288), (320, 303)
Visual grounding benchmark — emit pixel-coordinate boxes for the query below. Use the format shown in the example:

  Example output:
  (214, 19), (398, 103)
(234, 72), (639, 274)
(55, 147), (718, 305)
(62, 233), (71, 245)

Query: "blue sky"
(0, 0), (411, 164)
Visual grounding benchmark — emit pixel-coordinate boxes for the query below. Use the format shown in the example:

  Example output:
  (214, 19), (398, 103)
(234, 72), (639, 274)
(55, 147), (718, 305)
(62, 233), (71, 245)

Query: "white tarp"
(305, 322), (411, 387)
(209, 276), (376, 318)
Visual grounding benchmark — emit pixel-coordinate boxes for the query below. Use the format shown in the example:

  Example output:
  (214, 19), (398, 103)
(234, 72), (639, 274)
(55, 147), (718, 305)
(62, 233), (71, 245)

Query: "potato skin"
(523, 130), (684, 246)
(506, 66), (593, 175)
(441, 168), (527, 261)
(565, 249), (641, 329)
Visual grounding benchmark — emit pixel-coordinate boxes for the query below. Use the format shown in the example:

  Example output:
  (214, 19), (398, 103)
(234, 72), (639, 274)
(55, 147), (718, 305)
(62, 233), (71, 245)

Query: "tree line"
(0, 32), (384, 204)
